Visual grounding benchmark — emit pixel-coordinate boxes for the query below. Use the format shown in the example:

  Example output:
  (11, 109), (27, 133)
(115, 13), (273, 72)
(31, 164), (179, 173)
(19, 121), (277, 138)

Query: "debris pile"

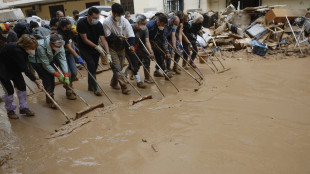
(199, 5), (310, 58)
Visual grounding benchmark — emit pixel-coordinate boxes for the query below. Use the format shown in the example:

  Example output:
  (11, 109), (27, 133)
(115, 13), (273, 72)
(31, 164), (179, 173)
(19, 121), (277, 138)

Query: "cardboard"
(265, 9), (307, 24)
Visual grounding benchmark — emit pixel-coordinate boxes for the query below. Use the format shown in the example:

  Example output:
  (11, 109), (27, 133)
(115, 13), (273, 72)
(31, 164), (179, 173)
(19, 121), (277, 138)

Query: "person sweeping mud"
(29, 33), (70, 109)
(183, 13), (204, 67)
(102, 3), (134, 95)
(0, 34), (43, 119)
(57, 18), (85, 99)
(77, 7), (111, 96)
(147, 13), (173, 80)
(165, 16), (180, 75)
(129, 14), (155, 85)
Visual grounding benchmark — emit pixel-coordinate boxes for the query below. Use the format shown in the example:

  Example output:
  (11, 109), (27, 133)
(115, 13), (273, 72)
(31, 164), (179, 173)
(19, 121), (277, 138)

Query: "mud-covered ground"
(1, 52), (310, 174)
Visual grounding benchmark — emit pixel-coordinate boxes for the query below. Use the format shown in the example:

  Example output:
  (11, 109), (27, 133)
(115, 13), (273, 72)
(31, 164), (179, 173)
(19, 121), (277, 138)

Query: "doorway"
(49, 5), (65, 19)
(227, 0), (261, 9)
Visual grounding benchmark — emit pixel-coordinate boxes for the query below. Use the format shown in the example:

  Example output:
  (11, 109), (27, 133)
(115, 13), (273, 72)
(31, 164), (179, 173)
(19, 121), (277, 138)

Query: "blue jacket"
(147, 20), (169, 52)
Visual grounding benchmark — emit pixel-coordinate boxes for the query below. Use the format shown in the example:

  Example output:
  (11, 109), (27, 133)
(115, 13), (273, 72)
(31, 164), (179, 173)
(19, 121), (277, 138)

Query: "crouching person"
(0, 34), (43, 119)
(29, 33), (70, 109)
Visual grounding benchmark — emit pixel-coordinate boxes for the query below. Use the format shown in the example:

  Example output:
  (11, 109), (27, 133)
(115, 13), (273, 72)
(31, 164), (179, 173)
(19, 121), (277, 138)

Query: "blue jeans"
(66, 54), (78, 81)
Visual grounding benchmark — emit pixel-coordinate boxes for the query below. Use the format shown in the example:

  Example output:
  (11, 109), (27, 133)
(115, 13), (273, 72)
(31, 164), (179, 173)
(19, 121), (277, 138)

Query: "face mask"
(74, 15), (79, 20)
(158, 26), (164, 31)
(139, 25), (146, 30)
(26, 49), (36, 56)
(64, 29), (71, 34)
(53, 47), (61, 53)
(2, 34), (8, 38)
(172, 25), (177, 30)
(115, 16), (121, 22)
(91, 19), (99, 25)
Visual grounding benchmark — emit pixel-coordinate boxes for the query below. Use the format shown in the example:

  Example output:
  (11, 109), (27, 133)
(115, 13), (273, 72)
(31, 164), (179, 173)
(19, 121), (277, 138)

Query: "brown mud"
(1, 54), (310, 174)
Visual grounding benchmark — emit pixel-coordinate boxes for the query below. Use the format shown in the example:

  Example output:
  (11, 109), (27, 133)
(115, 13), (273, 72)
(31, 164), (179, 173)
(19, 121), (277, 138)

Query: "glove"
(76, 56), (84, 64)
(64, 77), (70, 85)
(54, 72), (63, 82)
(106, 53), (112, 63)
(118, 35), (127, 40)
(58, 76), (64, 82)
(150, 52), (155, 60)
(64, 73), (70, 85)
(129, 46), (135, 53)
(72, 46), (76, 51)
(94, 45), (105, 55)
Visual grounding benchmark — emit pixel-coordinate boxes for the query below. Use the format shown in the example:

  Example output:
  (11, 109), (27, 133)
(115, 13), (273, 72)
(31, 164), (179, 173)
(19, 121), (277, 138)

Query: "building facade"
(0, 0), (309, 20)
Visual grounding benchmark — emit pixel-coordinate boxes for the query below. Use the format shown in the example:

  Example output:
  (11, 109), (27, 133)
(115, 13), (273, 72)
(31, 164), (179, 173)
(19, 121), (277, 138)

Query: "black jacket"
(0, 43), (36, 81)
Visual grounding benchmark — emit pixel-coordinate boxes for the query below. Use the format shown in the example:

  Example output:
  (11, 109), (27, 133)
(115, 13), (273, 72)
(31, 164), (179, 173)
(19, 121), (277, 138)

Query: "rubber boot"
(110, 78), (120, 90)
(120, 84), (131, 95)
(173, 64), (181, 74)
(2, 95), (18, 119)
(154, 70), (164, 77)
(182, 60), (189, 70)
(46, 93), (57, 110)
(65, 84), (77, 100)
(17, 90), (34, 116)
(134, 72), (146, 89)
(144, 67), (154, 84)
(164, 71), (173, 80)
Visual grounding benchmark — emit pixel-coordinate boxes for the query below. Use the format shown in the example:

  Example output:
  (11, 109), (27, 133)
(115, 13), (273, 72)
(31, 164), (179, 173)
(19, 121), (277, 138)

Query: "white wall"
(262, 0), (310, 9)
(133, 0), (164, 13)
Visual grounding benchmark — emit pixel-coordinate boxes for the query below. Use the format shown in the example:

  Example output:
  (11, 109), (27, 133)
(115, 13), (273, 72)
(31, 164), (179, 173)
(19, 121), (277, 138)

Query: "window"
(49, 5), (65, 19)
(86, 2), (100, 8)
(120, 0), (135, 14)
(26, 9), (36, 17)
(226, 0), (261, 9)
(165, 0), (184, 12)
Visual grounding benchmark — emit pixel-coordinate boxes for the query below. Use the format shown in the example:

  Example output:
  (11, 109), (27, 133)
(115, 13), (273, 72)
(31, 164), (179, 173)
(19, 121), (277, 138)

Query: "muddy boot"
(182, 60), (189, 70)
(144, 68), (154, 84)
(110, 78), (120, 90)
(46, 93), (57, 110)
(66, 89), (77, 100)
(134, 72), (146, 89)
(20, 108), (35, 117)
(7, 110), (18, 119)
(129, 72), (134, 80)
(64, 84), (77, 100)
(189, 61), (196, 69)
(154, 70), (164, 77)
(173, 64), (181, 74)
(94, 90), (102, 96)
(164, 71), (173, 80)
(137, 82), (146, 88)
(121, 84), (131, 95)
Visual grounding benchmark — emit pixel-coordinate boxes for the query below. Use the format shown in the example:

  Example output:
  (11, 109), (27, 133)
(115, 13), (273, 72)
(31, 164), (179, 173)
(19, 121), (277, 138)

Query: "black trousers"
(79, 48), (100, 91)
(31, 63), (55, 94)
(154, 47), (166, 71)
(0, 73), (26, 95)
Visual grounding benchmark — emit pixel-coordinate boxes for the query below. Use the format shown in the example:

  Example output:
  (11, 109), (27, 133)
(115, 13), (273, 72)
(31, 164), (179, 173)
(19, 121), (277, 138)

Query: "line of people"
(0, 3), (205, 119)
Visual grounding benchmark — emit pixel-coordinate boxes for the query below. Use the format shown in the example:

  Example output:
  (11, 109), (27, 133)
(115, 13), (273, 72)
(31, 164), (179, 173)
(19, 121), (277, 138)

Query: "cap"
(0, 23), (10, 32)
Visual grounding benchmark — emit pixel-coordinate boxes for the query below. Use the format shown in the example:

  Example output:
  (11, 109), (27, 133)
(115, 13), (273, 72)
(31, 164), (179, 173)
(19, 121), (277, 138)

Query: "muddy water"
(1, 56), (310, 174)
